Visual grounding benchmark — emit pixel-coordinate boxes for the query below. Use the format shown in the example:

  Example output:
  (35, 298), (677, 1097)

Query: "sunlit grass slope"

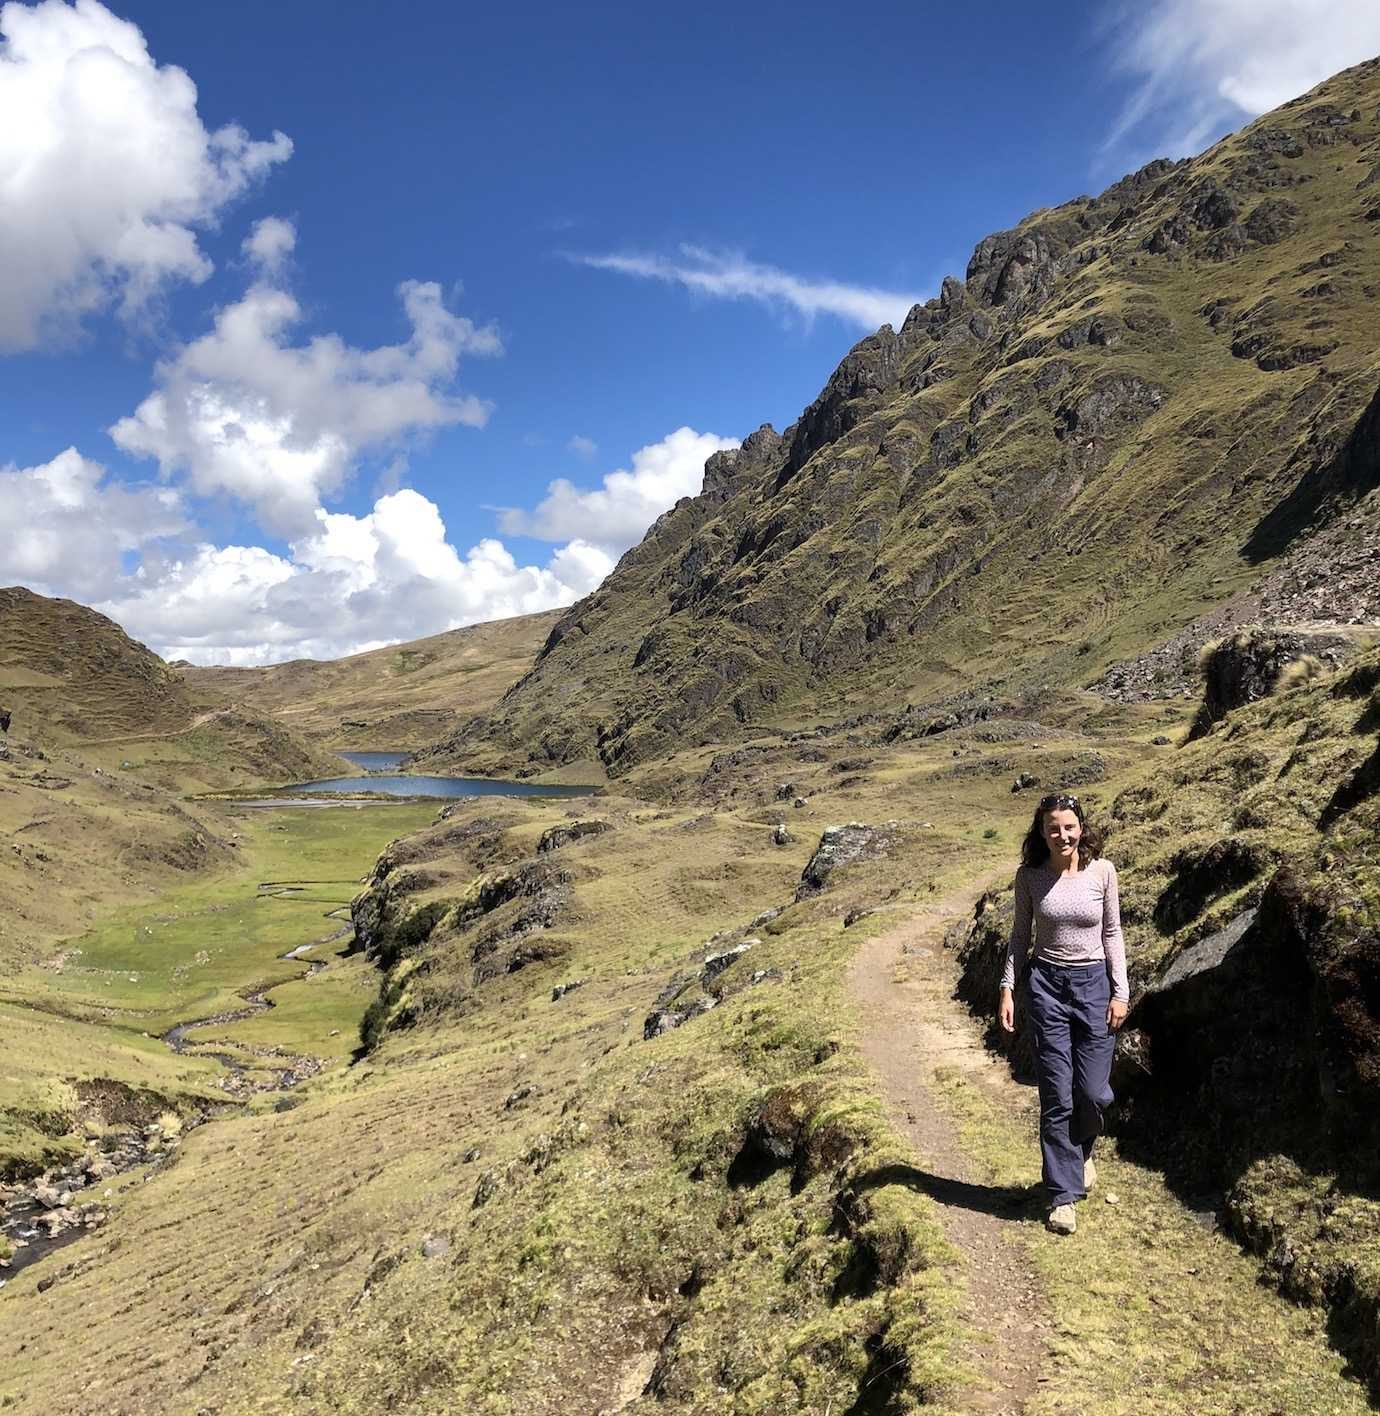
(4, 703), (1372, 1413)
(183, 608), (562, 750)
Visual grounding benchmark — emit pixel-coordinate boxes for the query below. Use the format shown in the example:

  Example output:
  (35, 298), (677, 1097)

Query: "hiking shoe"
(1048, 1204), (1077, 1235)
(1084, 1157), (1097, 1192)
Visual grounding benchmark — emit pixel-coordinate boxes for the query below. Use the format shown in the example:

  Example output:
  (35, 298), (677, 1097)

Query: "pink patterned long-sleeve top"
(999, 858), (1129, 1003)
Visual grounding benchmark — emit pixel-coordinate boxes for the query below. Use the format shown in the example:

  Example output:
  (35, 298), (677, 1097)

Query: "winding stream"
(1, 916), (354, 1284)
(2, 750), (564, 1286)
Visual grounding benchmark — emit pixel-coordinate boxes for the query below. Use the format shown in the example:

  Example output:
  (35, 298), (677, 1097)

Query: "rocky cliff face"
(421, 60), (1380, 778)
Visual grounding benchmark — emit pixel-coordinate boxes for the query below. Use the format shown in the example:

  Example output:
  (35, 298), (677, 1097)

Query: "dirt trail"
(848, 891), (1049, 1416)
(78, 709), (224, 747)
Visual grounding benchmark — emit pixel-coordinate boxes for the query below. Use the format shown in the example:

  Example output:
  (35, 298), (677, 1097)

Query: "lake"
(285, 769), (595, 799)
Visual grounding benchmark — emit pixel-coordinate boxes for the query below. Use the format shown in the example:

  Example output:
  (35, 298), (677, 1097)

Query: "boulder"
(702, 941), (756, 984)
(795, 823), (896, 900)
(537, 820), (611, 854)
(1188, 627), (1354, 739)
(1120, 868), (1380, 1186)
(472, 1170), (502, 1209)
(643, 996), (717, 1039)
(1130, 909), (1258, 1022)
(728, 1083), (858, 1190)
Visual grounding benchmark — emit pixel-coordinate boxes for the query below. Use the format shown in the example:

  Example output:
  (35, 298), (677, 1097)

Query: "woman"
(998, 792), (1128, 1235)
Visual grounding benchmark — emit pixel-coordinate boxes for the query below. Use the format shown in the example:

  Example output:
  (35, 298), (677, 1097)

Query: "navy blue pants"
(1026, 960), (1115, 1207)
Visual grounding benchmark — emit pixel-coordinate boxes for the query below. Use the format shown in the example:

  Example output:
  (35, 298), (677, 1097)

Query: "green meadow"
(0, 802), (434, 1176)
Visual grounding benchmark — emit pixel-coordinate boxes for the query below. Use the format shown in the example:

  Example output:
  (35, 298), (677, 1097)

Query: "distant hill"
(418, 58), (1380, 778)
(183, 609), (562, 751)
(0, 586), (192, 742)
(0, 586), (337, 777)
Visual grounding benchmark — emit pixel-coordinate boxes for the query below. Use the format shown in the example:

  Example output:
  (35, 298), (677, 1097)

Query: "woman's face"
(1042, 808), (1082, 865)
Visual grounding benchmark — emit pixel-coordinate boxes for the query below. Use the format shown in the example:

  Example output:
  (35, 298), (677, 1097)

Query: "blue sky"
(2, 0), (1378, 662)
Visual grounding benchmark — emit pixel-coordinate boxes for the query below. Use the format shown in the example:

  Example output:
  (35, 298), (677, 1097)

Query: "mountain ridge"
(182, 607), (562, 751)
(417, 58), (1380, 778)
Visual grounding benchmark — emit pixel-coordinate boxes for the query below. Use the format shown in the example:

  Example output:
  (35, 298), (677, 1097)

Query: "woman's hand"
(1107, 998), (1128, 1031)
(999, 987), (1015, 1034)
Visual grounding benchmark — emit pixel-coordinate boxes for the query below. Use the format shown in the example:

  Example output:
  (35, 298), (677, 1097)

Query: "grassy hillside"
(0, 589), (347, 973)
(0, 802), (433, 1174)
(0, 585), (342, 783)
(3, 681), (1373, 1412)
(183, 608), (561, 751)
(0, 586), (191, 742)
(418, 58), (1380, 779)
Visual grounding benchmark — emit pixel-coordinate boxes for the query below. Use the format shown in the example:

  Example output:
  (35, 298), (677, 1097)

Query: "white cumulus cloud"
(1106, 0), (1380, 157)
(6, 423), (726, 664)
(110, 276), (502, 537)
(569, 245), (923, 332)
(97, 490), (610, 664)
(0, 0), (291, 350)
(242, 215), (296, 276)
(566, 434), (598, 460)
(0, 447), (185, 599)
(500, 426), (739, 555)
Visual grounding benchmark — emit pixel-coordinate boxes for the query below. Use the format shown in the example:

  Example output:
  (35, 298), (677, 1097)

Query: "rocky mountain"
(420, 58), (1380, 779)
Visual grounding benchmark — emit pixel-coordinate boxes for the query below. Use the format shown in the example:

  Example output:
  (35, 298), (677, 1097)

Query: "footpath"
(848, 896), (1372, 1416)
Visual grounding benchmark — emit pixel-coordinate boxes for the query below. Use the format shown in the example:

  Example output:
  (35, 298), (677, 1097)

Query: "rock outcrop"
(795, 823), (898, 900)
(1188, 627), (1356, 739)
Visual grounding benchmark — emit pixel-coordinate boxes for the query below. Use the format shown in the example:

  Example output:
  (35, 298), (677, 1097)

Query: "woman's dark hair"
(1019, 792), (1104, 869)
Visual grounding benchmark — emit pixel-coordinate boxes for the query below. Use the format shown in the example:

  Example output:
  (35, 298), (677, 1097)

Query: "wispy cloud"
(568, 245), (923, 332)
(1104, 0), (1380, 159)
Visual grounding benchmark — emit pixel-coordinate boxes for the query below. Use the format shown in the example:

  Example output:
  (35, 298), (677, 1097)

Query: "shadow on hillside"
(1106, 892), (1380, 1394)
(1243, 379), (1380, 562)
(849, 1162), (1036, 1220)
(1319, 736), (1380, 829)
(1114, 1101), (1380, 1397)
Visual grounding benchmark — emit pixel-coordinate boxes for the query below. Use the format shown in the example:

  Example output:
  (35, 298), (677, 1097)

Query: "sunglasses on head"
(1039, 793), (1080, 810)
